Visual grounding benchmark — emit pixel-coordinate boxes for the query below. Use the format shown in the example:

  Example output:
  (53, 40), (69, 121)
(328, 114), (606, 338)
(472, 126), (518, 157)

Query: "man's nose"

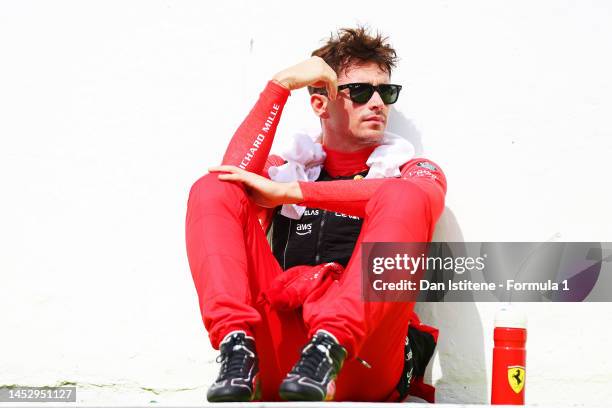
(368, 90), (385, 110)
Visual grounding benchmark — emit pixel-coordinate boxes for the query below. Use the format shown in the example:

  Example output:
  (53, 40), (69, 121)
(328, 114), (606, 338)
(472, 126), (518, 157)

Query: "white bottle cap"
(494, 305), (527, 329)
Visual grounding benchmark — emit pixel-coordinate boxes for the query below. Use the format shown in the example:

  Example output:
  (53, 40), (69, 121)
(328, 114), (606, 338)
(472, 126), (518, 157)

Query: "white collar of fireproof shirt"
(268, 129), (415, 220)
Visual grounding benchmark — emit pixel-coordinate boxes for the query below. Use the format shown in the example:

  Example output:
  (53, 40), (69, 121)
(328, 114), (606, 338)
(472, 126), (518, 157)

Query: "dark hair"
(309, 26), (398, 94)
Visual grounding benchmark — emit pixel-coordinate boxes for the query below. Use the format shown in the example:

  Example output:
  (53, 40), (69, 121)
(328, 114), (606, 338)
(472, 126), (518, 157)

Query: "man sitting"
(185, 27), (446, 402)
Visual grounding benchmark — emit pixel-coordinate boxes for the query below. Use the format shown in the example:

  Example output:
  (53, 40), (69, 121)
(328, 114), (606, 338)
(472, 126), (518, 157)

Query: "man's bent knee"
(188, 172), (248, 207)
(366, 179), (430, 218)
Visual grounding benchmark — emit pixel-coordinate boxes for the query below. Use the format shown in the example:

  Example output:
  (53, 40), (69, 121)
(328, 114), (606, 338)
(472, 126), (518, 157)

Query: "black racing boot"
(206, 331), (260, 402)
(279, 330), (347, 401)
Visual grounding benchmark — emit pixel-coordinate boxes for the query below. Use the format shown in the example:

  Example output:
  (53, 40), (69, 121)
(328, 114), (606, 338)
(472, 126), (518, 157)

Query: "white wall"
(1, 0), (611, 404)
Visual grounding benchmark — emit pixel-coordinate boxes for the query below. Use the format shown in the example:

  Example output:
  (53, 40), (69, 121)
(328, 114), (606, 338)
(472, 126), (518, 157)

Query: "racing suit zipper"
(282, 219), (292, 270)
(357, 357), (372, 368)
(314, 210), (328, 264)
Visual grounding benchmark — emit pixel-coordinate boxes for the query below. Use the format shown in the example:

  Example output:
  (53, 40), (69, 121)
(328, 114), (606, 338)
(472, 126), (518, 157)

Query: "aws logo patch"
(296, 223), (312, 236)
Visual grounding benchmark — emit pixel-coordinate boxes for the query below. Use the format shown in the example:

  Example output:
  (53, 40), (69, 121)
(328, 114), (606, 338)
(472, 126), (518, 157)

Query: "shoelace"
(216, 338), (255, 381)
(294, 336), (334, 381)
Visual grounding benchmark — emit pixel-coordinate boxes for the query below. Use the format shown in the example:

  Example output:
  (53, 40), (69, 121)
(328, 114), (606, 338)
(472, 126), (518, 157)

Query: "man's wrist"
(284, 181), (303, 204)
(271, 74), (292, 90)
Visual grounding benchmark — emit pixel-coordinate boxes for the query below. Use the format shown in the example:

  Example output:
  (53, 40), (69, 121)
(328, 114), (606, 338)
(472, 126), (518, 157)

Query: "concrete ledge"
(0, 403), (601, 408)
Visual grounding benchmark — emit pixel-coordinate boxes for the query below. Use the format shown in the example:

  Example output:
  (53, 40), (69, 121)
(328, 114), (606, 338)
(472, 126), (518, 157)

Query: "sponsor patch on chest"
(296, 223), (312, 235)
(416, 161), (437, 171)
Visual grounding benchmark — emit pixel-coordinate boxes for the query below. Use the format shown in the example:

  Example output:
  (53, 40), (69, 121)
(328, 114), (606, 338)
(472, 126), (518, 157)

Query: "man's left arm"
(297, 158), (447, 219)
(208, 158), (446, 222)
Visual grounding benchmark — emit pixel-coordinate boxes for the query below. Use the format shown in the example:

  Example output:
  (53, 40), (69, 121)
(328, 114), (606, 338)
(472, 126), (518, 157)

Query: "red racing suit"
(185, 80), (447, 401)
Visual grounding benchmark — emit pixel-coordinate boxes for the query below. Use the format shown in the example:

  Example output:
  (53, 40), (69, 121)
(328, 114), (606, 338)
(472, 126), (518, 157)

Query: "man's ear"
(310, 94), (330, 119)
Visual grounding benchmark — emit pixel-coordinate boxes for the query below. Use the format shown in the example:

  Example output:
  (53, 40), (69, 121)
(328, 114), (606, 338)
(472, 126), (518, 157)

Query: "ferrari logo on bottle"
(507, 366), (525, 393)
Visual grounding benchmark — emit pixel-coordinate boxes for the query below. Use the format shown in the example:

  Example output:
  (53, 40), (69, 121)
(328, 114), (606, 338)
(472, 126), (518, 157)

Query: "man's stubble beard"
(353, 128), (385, 146)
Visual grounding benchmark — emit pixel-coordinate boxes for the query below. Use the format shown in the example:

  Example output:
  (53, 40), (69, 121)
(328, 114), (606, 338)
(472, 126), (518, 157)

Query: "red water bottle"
(491, 306), (527, 405)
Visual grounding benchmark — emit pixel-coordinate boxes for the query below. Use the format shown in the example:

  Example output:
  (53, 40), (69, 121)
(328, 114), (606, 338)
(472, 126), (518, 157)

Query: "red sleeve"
(262, 154), (286, 176)
(255, 154), (286, 231)
(297, 158), (447, 219)
(221, 81), (290, 176)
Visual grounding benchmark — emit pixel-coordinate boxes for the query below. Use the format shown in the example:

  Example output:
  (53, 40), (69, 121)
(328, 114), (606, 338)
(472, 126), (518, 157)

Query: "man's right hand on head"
(272, 56), (338, 99)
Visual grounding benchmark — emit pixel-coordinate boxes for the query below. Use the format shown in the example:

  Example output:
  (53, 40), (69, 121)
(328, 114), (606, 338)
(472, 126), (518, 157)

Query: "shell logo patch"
(507, 366), (525, 393)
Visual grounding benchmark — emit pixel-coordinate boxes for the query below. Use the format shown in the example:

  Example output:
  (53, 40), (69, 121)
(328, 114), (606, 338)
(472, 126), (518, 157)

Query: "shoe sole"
(279, 380), (335, 402)
(279, 389), (322, 401)
(207, 374), (261, 402)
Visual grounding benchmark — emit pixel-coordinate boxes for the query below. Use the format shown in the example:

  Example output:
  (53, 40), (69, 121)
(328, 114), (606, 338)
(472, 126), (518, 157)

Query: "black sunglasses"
(314, 83), (402, 104)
